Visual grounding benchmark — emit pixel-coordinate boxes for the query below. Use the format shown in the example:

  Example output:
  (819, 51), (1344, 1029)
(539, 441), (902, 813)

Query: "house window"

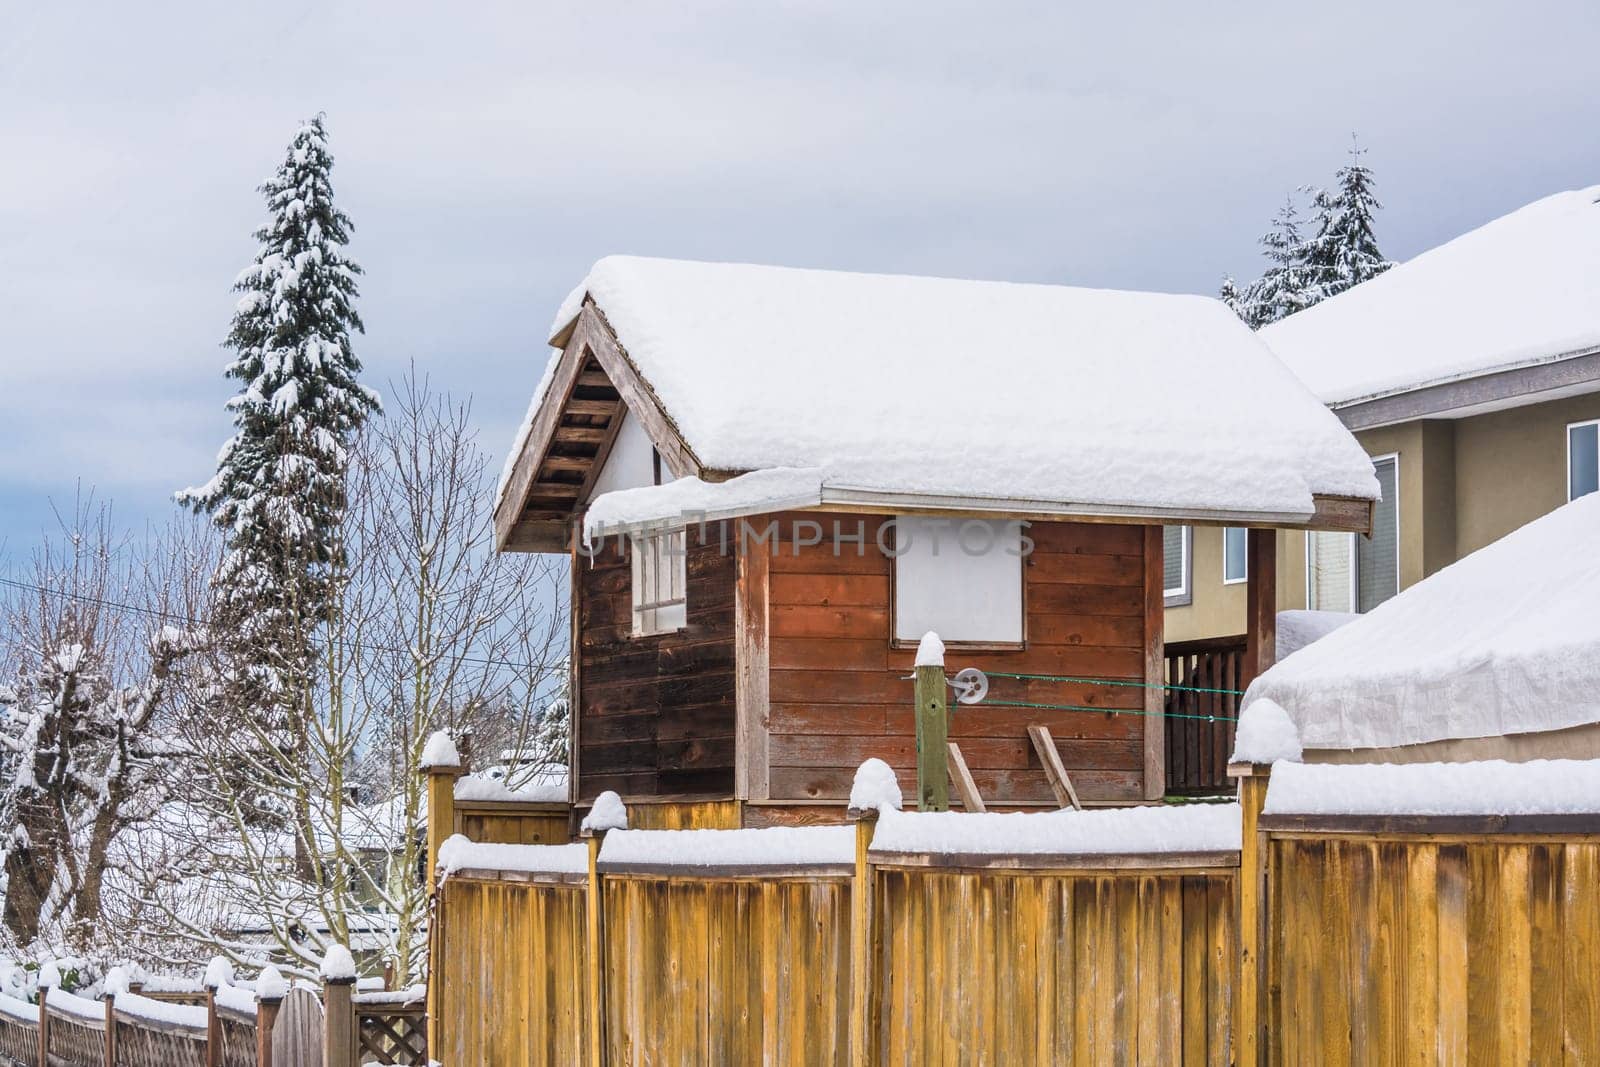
(630, 527), (686, 636)
(892, 517), (1024, 646)
(1569, 420), (1599, 501)
(1162, 526), (1191, 606)
(1222, 528), (1248, 585)
(1306, 454), (1399, 614)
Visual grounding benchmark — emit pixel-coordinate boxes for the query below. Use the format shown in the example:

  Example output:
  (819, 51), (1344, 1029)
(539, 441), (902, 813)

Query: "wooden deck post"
(204, 986), (221, 1067)
(914, 660), (949, 811)
(582, 827), (608, 1067)
(322, 975), (356, 1067)
(1244, 529), (1277, 686)
(255, 989), (283, 1067)
(102, 993), (115, 1067)
(422, 742), (462, 1059)
(1231, 760), (1272, 1066)
(37, 975), (49, 1067)
(846, 810), (878, 1067)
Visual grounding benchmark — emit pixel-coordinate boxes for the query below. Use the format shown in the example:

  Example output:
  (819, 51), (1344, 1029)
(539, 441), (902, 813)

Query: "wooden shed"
(496, 256), (1378, 825)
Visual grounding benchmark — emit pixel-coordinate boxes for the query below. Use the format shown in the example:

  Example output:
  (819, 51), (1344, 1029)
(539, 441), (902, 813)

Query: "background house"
(1168, 186), (1600, 645)
(495, 256), (1378, 822)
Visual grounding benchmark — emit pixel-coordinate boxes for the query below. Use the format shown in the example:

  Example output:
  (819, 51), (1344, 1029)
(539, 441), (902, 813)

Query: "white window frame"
(630, 526), (687, 637)
(1222, 527), (1248, 586)
(1163, 525), (1192, 607)
(1567, 419), (1600, 502)
(1304, 452), (1400, 613)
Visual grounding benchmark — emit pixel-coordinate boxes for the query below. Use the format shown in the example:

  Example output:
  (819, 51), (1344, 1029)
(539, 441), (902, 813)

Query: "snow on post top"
(581, 791), (628, 834)
(319, 945), (357, 983)
(255, 966), (287, 1002)
(1230, 700), (1302, 765)
(102, 967), (131, 997)
(419, 731), (461, 770)
(848, 758), (903, 815)
(37, 961), (60, 989)
(913, 631), (945, 668)
(203, 957), (235, 990)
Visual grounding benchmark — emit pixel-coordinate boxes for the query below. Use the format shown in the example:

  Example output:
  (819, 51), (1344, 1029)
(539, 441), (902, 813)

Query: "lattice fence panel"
(357, 1010), (428, 1065)
(0, 1011), (37, 1066)
(113, 1020), (208, 1067)
(217, 1014), (259, 1067)
(44, 1013), (104, 1066)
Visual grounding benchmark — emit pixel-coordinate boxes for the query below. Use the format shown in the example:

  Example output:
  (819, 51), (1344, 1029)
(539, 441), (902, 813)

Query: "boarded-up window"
(1357, 456), (1399, 612)
(1162, 526), (1189, 598)
(1570, 420), (1599, 502)
(630, 528), (686, 635)
(1223, 527), (1248, 584)
(893, 517), (1024, 645)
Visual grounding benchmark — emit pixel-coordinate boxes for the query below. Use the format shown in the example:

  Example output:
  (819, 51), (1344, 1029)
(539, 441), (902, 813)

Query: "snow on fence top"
(0, 991), (32, 1023)
(505, 256), (1377, 523)
(45, 985), (105, 1021)
(454, 772), (567, 803)
(112, 990), (209, 1031)
(437, 834), (589, 877)
(581, 790), (628, 834)
(319, 944), (357, 982)
(869, 802), (1241, 857)
(212, 982), (257, 1017)
(597, 826), (856, 870)
(1263, 759), (1600, 817)
(1243, 492), (1600, 752)
(1262, 185), (1600, 407)
(1230, 699), (1303, 765)
(848, 758), (904, 815)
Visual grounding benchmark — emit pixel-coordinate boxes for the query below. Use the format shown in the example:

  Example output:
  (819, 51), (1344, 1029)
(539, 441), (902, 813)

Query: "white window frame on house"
(1304, 453), (1400, 614)
(1568, 418), (1600, 502)
(1222, 527), (1248, 586)
(1163, 525), (1192, 607)
(630, 526), (687, 636)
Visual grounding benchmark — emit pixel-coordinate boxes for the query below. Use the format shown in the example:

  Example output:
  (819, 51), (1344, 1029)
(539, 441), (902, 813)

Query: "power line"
(0, 575), (563, 676)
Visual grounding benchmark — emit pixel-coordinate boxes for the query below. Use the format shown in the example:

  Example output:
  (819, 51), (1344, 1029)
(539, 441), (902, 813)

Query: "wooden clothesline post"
(914, 655), (950, 812)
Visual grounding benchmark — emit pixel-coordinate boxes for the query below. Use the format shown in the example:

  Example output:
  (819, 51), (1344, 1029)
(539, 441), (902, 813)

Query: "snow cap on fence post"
(255, 965), (287, 1003)
(102, 966), (131, 997)
(203, 957), (235, 992)
(319, 944), (357, 986)
(847, 759), (903, 820)
(419, 730), (462, 770)
(37, 960), (60, 992)
(580, 790), (629, 836)
(914, 631), (945, 667)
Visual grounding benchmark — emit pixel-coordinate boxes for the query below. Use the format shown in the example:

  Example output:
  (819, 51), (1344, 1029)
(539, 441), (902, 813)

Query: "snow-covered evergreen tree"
(1301, 138), (1394, 302)
(178, 114), (379, 719)
(1234, 197), (1315, 328)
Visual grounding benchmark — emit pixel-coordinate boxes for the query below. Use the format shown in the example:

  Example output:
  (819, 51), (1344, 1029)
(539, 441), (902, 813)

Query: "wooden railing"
(1164, 635), (1245, 796)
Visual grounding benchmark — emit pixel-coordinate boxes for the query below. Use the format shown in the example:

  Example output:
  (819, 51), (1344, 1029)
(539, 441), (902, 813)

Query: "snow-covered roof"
(1261, 186), (1600, 407)
(506, 256), (1377, 527)
(1241, 492), (1600, 752)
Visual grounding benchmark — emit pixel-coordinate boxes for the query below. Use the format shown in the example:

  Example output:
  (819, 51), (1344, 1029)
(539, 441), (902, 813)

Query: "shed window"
(631, 527), (686, 636)
(1569, 420), (1599, 502)
(892, 517), (1024, 646)
(1222, 528), (1248, 585)
(1306, 454), (1398, 614)
(1162, 526), (1191, 605)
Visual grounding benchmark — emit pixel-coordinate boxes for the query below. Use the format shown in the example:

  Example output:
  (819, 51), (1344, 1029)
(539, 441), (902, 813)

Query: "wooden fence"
(1163, 635), (1244, 796)
(431, 820), (1238, 1065)
(0, 970), (426, 1067)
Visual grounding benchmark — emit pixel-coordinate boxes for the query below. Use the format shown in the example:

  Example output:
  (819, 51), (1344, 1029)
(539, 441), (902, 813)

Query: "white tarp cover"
(1243, 492), (1600, 752)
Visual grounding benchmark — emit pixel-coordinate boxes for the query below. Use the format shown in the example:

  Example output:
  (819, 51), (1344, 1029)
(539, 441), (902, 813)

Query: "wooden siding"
(1265, 831), (1600, 1065)
(874, 865), (1235, 1065)
(602, 874), (852, 1064)
(576, 529), (738, 800)
(436, 875), (590, 1066)
(766, 514), (1156, 804)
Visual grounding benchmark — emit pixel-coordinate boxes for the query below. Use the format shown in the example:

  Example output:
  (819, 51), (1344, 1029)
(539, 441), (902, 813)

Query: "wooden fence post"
(582, 826), (608, 1067)
(422, 737), (462, 1059)
(204, 986), (220, 1067)
(36, 976), (49, 1067)
(322, 976), (356, 1067)
(255, 990), (283, 1067)
(913, 637), (949, 812)
(1231, 760), (1272, 1066)
(847, 810), (878, 1067)
(102, 993), (115, 1067)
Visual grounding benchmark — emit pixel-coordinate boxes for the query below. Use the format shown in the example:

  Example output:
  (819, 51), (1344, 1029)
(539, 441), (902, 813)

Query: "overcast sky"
(3, 0), (1598, 557)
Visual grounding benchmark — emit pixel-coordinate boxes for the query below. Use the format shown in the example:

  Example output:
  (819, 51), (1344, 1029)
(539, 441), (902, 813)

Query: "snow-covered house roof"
(1260, 186), (1600, 416)
(1237, 491), (1600, 756)
(497, 256), (1377, 549)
